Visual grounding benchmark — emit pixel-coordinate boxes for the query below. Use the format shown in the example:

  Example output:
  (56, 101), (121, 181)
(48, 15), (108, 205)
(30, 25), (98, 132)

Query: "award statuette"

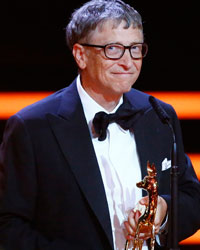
(125, 162), (158, 250)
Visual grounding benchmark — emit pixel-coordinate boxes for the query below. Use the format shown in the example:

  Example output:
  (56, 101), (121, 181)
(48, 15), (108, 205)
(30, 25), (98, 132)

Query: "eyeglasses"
(80, 42), (148, 60)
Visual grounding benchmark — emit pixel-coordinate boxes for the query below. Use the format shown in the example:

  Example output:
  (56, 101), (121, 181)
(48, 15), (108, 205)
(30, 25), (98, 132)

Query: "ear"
(147, 161), (156, 177)
(72, 43), (87, 70)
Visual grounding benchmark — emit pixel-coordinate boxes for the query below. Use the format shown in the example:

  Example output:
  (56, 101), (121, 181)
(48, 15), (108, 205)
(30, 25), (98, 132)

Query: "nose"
(118, 48), (134, 69)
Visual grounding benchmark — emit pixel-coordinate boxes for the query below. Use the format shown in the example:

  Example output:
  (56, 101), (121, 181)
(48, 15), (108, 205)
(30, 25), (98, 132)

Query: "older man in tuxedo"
(0, 0), (200, 249)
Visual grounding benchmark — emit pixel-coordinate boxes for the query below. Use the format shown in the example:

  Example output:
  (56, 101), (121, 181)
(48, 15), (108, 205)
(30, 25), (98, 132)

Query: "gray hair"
(66, 0), (143, 50)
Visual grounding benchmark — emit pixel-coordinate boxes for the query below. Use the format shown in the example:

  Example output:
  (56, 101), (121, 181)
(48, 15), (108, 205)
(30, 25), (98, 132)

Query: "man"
(0, 0), (199, 249)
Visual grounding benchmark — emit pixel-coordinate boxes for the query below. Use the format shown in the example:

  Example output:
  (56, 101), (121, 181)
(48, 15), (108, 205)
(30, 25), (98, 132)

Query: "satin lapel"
(46, 81), (113, 248)
(125, 91), (172, 181)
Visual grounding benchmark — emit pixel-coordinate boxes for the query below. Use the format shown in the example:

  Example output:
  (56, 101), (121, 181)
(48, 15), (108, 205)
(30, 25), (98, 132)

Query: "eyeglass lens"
(105, 44), (147, 59)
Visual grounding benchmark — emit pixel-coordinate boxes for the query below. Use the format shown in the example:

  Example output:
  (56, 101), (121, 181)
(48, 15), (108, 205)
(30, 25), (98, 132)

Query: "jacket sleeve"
(0, 115), (76, 250)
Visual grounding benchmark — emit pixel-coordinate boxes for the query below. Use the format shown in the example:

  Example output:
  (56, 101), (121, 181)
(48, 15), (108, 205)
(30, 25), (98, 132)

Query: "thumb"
(139, 196), (149, 206)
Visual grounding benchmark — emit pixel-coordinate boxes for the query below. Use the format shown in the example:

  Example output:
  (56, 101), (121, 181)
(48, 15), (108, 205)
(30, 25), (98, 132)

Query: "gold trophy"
(125, 161), (158, 250)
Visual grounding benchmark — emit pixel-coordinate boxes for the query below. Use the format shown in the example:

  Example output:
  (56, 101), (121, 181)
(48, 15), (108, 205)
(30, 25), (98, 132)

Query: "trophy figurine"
(125, 161), (158, 250)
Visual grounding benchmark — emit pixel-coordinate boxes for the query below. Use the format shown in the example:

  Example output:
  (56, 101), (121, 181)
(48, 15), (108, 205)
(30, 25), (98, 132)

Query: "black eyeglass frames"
(80, 42), (148, 60)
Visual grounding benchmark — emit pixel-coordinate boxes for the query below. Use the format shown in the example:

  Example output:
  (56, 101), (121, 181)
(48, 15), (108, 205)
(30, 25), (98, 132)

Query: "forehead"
(88, 19), (144, 44)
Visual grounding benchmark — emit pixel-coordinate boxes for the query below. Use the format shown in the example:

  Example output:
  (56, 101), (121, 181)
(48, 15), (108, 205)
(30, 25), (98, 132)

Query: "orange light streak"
(0, 92), (52, 119)
(0, 91), (200, 119)
(148, 91), (200, 119)
(180, 230), (200, 245)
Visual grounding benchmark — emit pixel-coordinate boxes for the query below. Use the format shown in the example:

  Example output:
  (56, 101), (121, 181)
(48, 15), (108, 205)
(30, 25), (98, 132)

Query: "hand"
(124, 196), (168, 241)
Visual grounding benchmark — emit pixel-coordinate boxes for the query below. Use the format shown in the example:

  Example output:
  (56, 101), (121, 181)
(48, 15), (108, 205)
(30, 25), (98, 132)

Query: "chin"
(119, 82), (133, 93)
(112, 86), (132, 97)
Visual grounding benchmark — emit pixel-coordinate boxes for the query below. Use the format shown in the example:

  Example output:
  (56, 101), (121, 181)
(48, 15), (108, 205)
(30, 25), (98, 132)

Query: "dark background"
(0, 0), (199, 152)
(0, 1), (199, 92)
(0, 1), (199, 247)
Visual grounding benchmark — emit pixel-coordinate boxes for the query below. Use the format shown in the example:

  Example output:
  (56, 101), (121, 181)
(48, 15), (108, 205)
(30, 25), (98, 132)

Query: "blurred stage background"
(0, 1), (199, 248)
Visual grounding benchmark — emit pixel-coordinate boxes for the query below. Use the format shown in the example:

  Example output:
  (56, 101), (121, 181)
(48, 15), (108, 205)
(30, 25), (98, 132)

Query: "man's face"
(76, 20), (144, 100)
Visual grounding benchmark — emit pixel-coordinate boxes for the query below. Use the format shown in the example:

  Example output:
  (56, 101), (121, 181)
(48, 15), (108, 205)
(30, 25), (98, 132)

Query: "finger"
(126, 233), (134, 241)
(124, 210), (140, 235)
(154, 196), (168, 228)
(154, 225), (160, 235)
(124, 221), (135, 235)
(143, 235), (152, 241)
(127, 211), (138, 231)
(139, 196), (149, 206)
(134, 210), (141, 223)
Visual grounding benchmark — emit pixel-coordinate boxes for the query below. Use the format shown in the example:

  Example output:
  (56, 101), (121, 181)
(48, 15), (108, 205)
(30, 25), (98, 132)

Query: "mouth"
(111, 72), (134, 77)
(112, 72), (133, 75)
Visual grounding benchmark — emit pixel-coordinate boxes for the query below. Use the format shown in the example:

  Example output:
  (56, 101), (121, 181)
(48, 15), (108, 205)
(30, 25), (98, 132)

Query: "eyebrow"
(105, 41), (144, 45)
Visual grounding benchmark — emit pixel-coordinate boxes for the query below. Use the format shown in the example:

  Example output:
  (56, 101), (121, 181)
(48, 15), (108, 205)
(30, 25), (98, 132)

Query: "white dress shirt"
(77, 76), (148, 250)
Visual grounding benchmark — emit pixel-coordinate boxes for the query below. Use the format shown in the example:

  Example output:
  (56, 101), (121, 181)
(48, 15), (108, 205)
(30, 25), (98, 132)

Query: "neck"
(144, 193), (158, 222)
(81, 78), (122, 112)
(86, 91), (121, 112)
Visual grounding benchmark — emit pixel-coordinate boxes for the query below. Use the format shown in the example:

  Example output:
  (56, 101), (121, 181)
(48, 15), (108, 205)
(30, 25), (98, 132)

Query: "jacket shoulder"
(15, 80), (77, 121)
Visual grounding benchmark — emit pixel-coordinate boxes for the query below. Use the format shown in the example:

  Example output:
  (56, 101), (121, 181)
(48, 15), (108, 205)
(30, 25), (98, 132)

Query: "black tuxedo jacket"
(0, 79), (200, 250)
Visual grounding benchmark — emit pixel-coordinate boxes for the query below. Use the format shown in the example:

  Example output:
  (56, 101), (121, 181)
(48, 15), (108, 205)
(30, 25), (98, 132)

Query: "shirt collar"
(76, 75), (123, 127)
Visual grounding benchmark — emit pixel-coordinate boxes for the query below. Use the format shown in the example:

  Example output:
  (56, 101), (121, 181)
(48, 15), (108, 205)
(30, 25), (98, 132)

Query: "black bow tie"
(93, 98), (143, 141)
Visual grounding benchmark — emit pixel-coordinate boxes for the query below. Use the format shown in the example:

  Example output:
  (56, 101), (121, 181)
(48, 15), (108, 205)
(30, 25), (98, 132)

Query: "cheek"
(102, 61), (118, 75)
(98, 61), (115, 79)
(136, 60), (143, 72)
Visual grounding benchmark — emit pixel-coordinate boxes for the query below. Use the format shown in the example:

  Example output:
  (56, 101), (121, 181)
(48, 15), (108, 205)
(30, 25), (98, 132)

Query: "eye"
(106, 44), (122, 54)
(131, 44), (142, 53)
(107, 45), (116, 50)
